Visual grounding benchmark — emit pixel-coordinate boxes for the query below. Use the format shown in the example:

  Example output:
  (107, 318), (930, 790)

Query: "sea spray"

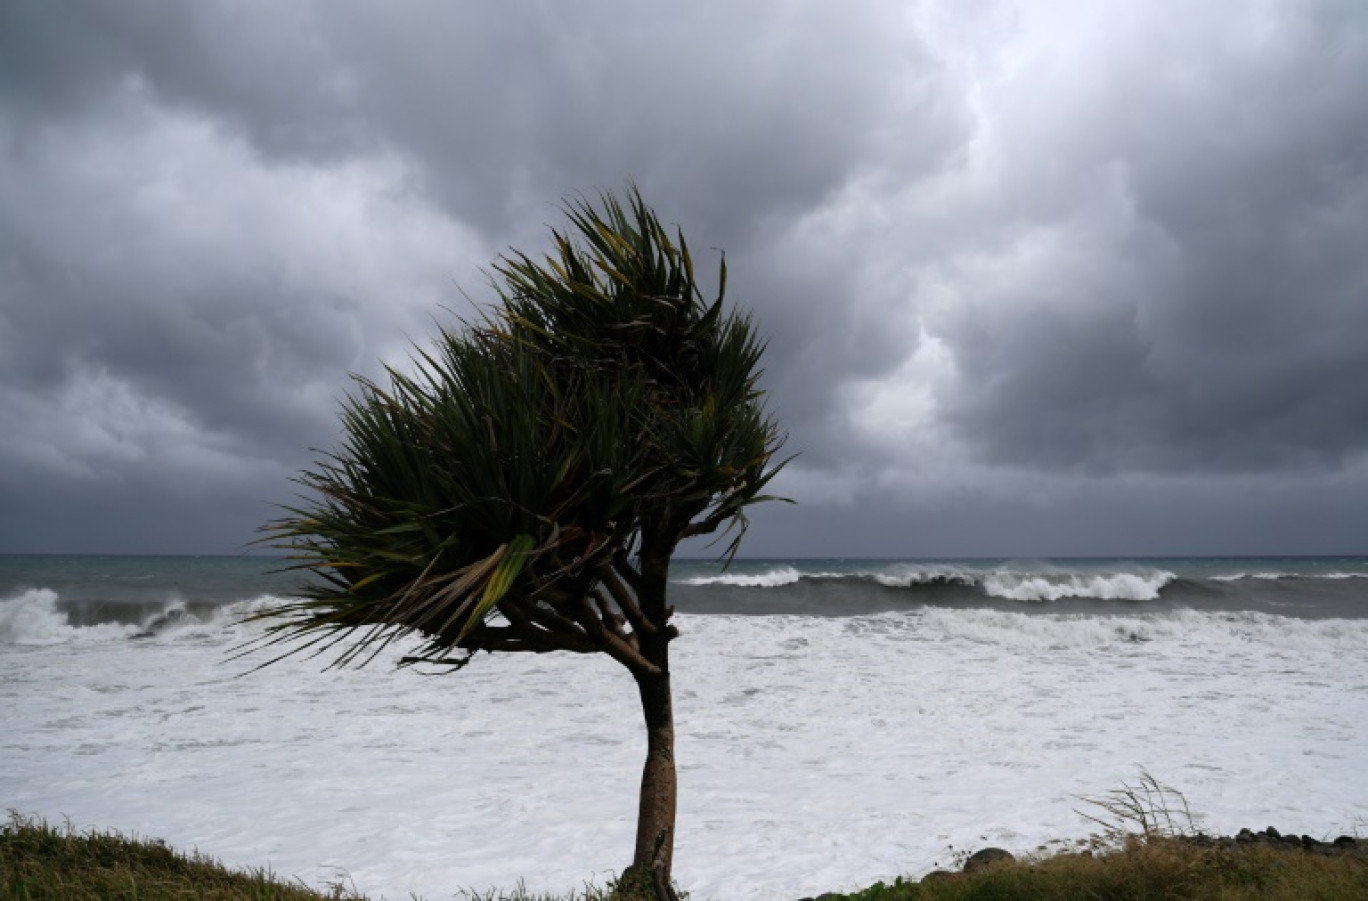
(980, 570), (1175, 602)
(0, 589), (136, 646)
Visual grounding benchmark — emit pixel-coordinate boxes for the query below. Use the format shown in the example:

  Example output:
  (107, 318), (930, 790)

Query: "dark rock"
(921, 870), (956, 883)
(1220, 827), (1366, 858)
(962, 847), (1015, 874)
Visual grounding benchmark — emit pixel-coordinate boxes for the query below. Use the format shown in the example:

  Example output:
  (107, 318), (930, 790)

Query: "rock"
(921, 869), (957, 883)
(962, 847), (1015, 874)
(1224, 827), (1366, 858)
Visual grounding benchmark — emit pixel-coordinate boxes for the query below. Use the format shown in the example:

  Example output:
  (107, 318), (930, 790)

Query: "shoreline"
(5, 812), (1365, 900)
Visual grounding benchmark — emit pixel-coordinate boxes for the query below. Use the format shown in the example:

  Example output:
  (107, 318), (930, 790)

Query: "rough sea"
(3, 554), (1366, 899)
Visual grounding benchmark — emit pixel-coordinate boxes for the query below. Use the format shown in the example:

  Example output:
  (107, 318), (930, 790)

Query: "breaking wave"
(0, 590), (286, 646)
(674, 564), (1176, 602)
(682, 566), (805, 588)
(982, 571), (1173, 602)
(0, 589), (136, 645)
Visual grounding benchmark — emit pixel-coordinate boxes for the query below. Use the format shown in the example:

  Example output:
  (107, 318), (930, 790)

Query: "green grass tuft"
(0, 813), (362, 900)
(453, 879), (614, 901)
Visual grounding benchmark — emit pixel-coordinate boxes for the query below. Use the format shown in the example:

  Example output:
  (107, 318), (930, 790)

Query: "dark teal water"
(3, 554), (1367, 623)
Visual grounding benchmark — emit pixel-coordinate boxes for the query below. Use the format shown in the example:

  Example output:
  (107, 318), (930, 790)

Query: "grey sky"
(2, 0), (1366, 556)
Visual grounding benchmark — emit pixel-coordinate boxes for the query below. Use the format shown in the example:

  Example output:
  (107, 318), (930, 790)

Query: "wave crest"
(0, 589), (136, 645)
(0, 591), (296, 646)
(1213, 571), (1368, 582)
(981, 570), (1175, 602)
(682, 566), (804, 588)
(676, 563), (1178, 602)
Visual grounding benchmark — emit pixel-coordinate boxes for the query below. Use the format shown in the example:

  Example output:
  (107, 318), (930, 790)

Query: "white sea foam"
(981, 570), (1175, 601)
(0, 591), (292, 647)
(912, 606), (1368, 651)
(682, 566), (804, 587)
(2, 605), (1366, 900)
(1211, 571), (1368, 582)
(0, 589), (136, 645)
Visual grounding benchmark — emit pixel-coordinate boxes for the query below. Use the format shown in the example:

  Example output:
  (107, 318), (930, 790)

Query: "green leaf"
(458, 534), (537, 639)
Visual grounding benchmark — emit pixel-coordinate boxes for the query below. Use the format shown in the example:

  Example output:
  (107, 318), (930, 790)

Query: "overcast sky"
(3, 1), (1367, 557)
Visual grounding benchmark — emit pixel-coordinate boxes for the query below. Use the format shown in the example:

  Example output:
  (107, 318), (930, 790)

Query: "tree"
(250, 187), (787, 898)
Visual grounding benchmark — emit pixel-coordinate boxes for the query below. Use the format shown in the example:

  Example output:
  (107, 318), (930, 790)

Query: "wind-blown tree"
(251, 187), (787, 898)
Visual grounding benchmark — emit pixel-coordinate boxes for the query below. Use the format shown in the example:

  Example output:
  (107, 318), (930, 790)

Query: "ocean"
(3, 554), (1366, 899)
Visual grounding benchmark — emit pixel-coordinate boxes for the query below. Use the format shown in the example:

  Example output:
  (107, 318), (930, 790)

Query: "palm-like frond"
(249, 185), (787, 671)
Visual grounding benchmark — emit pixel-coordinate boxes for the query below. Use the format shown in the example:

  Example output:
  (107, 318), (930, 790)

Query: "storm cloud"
(2, 0), (1366, 555)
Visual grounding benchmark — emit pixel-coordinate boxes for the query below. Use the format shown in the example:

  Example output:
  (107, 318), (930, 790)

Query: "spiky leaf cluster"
(252, 187), (785, 672)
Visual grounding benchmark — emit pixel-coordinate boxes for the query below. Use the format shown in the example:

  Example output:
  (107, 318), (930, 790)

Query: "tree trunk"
(629, 664), (678, 900)
(621, 542), (679, 901)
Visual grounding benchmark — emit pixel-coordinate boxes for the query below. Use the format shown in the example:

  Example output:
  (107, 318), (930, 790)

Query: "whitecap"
(681, 566), (803, 588)
(982, 569), (1175, 602)
(1211, 571), (1292, 582)
(0, 589), (136, 645)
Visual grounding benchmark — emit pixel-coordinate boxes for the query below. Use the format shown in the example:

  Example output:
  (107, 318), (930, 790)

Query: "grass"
(5, 808), (1364, 900)
(0, 813), (625, 900)
(828, 772), (1367, 900)
(833, 837), (1368, 900)
(0, 812), (362, 900)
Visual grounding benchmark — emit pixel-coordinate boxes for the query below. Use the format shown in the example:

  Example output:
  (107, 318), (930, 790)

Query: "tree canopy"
(254, 187), (784, 674)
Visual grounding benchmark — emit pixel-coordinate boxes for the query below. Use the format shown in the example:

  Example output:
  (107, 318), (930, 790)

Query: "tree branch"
(482, 608), (599, 655)
(612, 552), (644, 592)
(679, 510), (729, 540)
(517, 592), (596, 640)
(568, 591), (662, 676)
(598, 562), (654, 636)
(592, 589), (635, 648)
(457, 625), (595, 655)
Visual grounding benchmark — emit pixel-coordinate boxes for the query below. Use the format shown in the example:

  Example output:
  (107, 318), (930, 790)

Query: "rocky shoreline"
(798, 827), (1365, 900)
(1193, 825), (1364, 857)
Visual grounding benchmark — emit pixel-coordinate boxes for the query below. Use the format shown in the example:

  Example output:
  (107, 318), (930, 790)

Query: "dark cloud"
(927, 2), (1368, 474)
(735, 461), (1368, 558)
(2, 1), (1367, 554)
